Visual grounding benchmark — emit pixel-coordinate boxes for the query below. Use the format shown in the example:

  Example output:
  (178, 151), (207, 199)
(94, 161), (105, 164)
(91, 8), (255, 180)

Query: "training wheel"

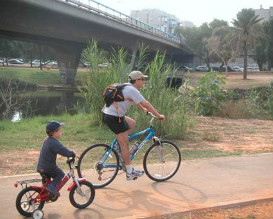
(32, 209), (44, 219)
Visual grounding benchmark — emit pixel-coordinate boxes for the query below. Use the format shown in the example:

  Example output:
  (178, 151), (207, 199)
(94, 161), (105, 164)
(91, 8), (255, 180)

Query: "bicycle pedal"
(49, 195), (58, 202)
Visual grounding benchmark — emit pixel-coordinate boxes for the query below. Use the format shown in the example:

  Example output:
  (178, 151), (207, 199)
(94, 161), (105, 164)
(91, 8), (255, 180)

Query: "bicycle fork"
(153, 137), (165, 163)
(68, 178), (86, 197)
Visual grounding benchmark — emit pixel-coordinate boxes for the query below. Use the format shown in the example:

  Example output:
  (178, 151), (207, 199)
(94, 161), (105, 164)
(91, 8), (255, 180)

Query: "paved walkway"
(1, 153), (273, 219)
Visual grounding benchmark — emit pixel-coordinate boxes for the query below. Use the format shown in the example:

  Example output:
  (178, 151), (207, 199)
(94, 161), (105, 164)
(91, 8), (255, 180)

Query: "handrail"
(58, 0), (182, 44)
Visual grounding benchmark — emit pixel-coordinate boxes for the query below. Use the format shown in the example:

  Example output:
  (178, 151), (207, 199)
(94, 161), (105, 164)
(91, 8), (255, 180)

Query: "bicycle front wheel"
(143, 140), (181, 182)
(77, 144), (120, 188)
(69, 181), (95, 209)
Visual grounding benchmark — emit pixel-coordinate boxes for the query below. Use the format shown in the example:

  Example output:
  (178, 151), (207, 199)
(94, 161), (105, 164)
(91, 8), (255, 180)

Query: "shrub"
(219, 87), (273, 119)
(192, 72), (226, 116)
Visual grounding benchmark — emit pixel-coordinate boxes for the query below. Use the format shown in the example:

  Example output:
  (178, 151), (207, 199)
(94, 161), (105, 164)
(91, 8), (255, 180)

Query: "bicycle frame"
(15, 160), (87, 202)
(57, 168), (87, 192)
(100, 125), (156, 169)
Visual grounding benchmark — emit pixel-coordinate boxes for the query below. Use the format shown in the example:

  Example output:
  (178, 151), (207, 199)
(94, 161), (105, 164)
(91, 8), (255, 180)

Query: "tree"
(209, 19), (228, 29)
(175, 19), (230, 69)
(175, 23), (214, 68)
(206, 26), (238, 76)
(232, 9), (263, 79)
(264, 18), (273, 71)
(0, 39), (23, 65)
(253, 34), (267, 71)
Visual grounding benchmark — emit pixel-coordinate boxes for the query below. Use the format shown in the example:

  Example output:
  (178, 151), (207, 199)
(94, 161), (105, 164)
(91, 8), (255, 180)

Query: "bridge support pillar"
(55, 44), (84, 85)
(130, 49), (138, 70)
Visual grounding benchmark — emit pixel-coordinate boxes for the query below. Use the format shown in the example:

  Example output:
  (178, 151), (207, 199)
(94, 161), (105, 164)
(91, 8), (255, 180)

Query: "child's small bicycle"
(14, 157), (95, 219)
(77, 112), (181, 188)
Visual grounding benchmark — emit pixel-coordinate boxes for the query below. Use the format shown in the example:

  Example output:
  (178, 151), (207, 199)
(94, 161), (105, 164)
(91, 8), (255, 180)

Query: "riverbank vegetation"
(0, 66), (88, 85)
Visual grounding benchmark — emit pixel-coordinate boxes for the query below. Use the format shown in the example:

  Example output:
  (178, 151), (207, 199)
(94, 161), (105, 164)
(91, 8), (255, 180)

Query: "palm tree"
(232, 9), (263, 79)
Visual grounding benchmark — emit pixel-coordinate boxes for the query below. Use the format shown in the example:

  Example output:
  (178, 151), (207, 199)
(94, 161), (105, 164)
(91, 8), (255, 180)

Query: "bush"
(220, 87), (273, 119)
(192, 72), (226, 116)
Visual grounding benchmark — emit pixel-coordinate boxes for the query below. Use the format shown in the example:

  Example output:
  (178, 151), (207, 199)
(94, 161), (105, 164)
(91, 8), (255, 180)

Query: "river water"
(0, 91), (85, 121)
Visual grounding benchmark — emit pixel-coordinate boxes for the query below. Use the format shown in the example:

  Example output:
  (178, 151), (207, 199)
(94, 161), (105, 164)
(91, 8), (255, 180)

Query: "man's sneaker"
(126, 168), (144, 180)
(133, 168), (144, 175)
(46, 184), (60, 197)
(126, 171), (138, 180)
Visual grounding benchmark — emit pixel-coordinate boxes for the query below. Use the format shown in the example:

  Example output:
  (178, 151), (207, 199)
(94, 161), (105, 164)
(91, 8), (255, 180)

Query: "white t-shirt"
(102, 83), (146, 117)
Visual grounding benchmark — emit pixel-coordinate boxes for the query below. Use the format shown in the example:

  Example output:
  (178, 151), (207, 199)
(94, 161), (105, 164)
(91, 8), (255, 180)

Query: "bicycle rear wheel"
(77, 144), (120, 188)
(143, 140), (181, 182)
(16, 187), (45, 217)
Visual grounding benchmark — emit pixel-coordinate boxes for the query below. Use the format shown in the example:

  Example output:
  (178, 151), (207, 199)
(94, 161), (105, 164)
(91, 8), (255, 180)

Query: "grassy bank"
(0, 114), (114, 151)
(0, 114), (241, 161)
(186, 71), (273, 90)
(0, 66), (87, 85)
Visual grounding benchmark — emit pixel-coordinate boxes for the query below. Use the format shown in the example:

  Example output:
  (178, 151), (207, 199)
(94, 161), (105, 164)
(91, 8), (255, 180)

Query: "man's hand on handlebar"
(158, 114), (165, 121)
(146, 112), (165, 121)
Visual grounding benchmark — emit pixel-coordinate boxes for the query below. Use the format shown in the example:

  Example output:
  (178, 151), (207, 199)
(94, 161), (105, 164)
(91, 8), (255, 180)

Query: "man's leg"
(116, 118), (144, 180)
(116, 130), (131, 165)
(125, 116), (135, 134)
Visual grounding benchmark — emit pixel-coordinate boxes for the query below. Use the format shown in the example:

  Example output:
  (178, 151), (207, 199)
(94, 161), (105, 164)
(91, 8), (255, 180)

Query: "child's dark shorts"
(102, 113), (129, 134)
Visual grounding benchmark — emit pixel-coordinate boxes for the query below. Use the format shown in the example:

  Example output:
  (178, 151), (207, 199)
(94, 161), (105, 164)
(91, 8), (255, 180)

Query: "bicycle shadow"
(91, 180), (208, 218)
(151, 181), (208, 208)
(37, 207), (103, 219)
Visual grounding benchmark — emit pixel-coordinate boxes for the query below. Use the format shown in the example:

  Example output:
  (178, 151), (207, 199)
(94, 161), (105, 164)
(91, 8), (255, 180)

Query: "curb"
(144, 197), (273, 219)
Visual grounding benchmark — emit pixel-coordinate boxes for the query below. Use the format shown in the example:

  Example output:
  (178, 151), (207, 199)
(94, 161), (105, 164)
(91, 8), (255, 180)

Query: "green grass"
(0, 67), (87, 85)
(201, 132), (222, 141)
(0, 114), (114, 151)
(0, 113), (242, 161)
(0, 67), (60, 85)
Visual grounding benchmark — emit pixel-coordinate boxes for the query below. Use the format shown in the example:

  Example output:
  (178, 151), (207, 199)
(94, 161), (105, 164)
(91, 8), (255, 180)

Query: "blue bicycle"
(77, 112), (181, 188)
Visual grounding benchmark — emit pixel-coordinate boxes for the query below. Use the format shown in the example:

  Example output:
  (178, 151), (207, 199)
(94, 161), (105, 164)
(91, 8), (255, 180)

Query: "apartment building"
(254, 5), (273, 22)
(130, 9), (180, 34)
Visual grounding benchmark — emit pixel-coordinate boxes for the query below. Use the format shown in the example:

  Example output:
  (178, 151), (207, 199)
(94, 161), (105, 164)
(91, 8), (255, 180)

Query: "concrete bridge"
(0, 0), (193, 84)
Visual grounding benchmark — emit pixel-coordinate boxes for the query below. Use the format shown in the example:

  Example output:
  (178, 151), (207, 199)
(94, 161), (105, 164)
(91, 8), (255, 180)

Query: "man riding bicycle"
(102, 70), (165, 180)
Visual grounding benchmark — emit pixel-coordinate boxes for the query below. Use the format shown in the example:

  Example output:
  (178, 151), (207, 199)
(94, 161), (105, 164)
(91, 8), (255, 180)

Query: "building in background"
(179, 21), (194, 28)
(130, 9), (180, 34)
(254, 5), (273, 22)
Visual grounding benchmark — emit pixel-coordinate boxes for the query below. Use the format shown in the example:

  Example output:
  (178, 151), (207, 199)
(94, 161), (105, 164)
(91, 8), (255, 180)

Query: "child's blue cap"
(46, 121), (63, 133)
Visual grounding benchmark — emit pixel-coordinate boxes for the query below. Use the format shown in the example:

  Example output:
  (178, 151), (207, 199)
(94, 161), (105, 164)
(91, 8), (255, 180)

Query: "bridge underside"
(0, 0), (193, 84)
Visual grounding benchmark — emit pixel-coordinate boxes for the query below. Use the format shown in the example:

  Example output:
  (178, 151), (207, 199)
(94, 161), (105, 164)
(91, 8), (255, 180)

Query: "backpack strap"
(105, 83), (132, 123)
(113, 97), (132, 123)
(113, 101), (122, 123)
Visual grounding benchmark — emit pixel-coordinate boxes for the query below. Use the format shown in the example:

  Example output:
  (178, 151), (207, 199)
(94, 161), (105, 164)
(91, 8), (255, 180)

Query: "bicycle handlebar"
(146, 111), (157, 118)
(67, 157), (75, 165)
(146, 112), (157, 126)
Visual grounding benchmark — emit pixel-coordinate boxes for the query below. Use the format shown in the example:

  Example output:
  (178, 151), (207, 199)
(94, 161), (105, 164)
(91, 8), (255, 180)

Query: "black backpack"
(103, 83), (129, 107)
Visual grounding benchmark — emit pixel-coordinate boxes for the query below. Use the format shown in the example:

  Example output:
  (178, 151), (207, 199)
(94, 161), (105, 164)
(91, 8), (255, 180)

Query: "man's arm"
(139, 100), (165, 120)
(133, 103), (147, 113)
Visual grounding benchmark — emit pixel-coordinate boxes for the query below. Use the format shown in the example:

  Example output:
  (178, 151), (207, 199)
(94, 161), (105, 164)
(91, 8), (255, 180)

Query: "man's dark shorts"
(102, 113), (129, 134)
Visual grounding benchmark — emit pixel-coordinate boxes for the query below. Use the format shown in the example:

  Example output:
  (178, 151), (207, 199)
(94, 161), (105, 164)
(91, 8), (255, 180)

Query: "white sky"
(84, 0), (272, 26)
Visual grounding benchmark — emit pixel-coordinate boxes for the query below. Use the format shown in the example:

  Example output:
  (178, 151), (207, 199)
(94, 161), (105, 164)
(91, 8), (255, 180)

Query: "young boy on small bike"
(37, 121), (75, 197)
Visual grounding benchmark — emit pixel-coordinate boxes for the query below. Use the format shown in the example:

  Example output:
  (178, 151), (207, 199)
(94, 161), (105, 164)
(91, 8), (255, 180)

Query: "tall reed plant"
(80, 40), (137, 123)
(128, 52), (194, 139)
(80, 40), (193, 139)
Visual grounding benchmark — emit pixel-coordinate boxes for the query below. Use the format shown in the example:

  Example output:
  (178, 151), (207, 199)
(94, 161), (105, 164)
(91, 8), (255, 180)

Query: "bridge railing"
(59, 0), (182, 44)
